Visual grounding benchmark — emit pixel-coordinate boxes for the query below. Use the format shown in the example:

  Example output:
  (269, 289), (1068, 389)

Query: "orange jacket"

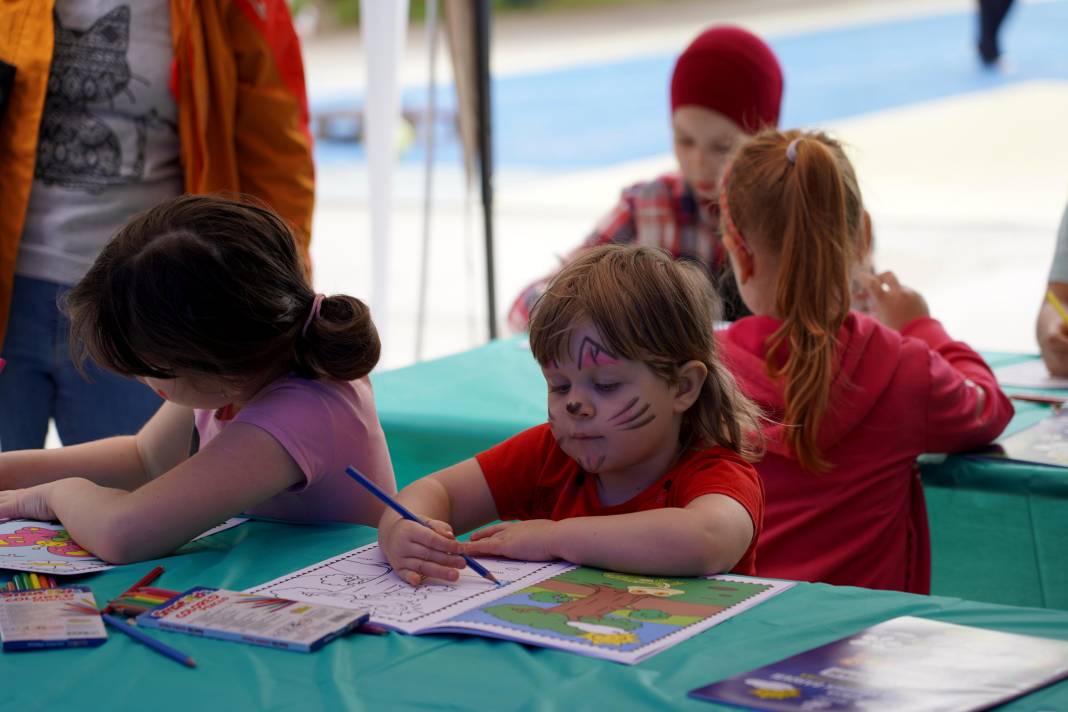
(0, 0), (314, 346)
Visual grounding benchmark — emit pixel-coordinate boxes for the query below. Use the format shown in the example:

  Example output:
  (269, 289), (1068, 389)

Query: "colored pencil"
(127, 566), (165, 592)
(344, 466), (501, 586)
(102, 613), (196, 669)
(4, 580), (13, 592)
(1009, 392), (1067, 407)
(28, 573), (41, 589)
(1047, 290), (1068, 328)
(136, 587), (181, 600)
(104, 566), (165, 614)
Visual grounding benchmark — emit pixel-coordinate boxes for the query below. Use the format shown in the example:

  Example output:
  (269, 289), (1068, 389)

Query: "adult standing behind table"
(1037, 202), (1068, 376)
(507, 25), (784, 330)
(0, 0), (314, 450)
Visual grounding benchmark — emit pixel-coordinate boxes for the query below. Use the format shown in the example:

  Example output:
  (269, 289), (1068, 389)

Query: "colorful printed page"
(0, 517), (248, 575)
(984, 410), (1068, 468)
(247, 543), (793, 664)
(689, 615), (1068, 711)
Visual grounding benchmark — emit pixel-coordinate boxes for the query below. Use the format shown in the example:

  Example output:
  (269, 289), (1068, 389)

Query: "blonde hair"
(528, 245), (762, 459)
(721, 129), (864, 472)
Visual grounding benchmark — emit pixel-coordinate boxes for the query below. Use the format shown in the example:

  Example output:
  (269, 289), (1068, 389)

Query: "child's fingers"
(877, 271), (902, 292)
(400, 557), (461, 583)
(468, 523), (509, 541)
(425, 519), (455, 539)
(407, 522), (464, 554)
(407, 541), (467, 569)
(464, 540), (503, 557)
(396, 567), (424, 586)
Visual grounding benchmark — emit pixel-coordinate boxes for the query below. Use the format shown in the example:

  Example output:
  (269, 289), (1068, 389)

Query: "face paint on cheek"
(613, 401), (653, 430)
(607, 396), (639, 423)
(619, 412), (656, 431)
(579, 454), (606, 472)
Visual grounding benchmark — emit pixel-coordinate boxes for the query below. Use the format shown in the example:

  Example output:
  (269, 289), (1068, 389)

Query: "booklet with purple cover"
(688, 616), (1068, 711)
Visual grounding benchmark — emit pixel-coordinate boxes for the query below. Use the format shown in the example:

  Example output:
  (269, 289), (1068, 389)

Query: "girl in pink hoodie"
(716, 129), (1013, 594)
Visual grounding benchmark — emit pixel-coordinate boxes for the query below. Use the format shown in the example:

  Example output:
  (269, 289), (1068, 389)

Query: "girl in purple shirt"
(0, 195), (396, 563)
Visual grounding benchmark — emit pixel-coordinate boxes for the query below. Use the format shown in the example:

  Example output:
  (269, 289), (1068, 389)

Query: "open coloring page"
(0, 517), (248, 575)
(246, 542), (572, 633)
(247, 543), (794, 663)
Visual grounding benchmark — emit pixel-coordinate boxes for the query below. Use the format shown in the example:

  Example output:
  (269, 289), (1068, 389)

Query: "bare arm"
(0, 399), (195, 491)
(377, 458), (500, 585)
(1037, 282), (1068, 377)
(466, 493), (754, 577)
(0, 421), (303, 564)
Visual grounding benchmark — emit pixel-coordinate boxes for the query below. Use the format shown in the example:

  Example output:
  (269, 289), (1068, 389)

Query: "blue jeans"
(0, 275), (162, 450)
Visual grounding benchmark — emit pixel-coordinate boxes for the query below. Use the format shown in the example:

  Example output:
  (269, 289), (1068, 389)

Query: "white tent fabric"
(359, 0), (410, 341)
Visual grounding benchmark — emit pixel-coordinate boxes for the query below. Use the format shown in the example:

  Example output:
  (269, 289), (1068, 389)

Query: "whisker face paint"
(615, 404), (652, 429)
(620, 414), (656, 431)
(607, 396), (639, 422)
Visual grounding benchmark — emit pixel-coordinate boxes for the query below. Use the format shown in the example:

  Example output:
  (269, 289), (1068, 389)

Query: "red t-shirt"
(474, 423), (763, 575)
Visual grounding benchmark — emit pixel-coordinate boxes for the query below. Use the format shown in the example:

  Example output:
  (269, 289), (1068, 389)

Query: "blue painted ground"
(312, 1), (1068, 170)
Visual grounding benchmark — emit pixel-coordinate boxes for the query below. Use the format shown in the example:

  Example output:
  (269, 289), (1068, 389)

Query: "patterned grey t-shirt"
(18, 0), (182, 286)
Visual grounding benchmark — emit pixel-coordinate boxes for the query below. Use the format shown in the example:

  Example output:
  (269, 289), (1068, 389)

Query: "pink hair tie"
(302, 294), (325, 337)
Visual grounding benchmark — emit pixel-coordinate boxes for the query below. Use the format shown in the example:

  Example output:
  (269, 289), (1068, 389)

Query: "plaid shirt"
(508, 173), (726, 331)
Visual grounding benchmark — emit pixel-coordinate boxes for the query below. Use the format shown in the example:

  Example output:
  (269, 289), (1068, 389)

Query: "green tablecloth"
(4, 520), (1068, 710)
(372, 339), (1068, 610)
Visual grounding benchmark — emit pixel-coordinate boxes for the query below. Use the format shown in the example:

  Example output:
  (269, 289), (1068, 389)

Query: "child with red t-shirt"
(379, 245), (765, 584)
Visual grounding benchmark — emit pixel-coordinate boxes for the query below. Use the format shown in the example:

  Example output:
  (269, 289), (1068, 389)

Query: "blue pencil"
(102, 613), (197, 668)
(345, 466), (501, 586)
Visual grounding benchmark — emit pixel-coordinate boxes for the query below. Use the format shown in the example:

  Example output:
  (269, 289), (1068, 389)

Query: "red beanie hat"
(670, 26), (783, 134)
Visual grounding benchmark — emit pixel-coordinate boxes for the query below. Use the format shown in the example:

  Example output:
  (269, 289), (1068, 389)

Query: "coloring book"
(688, 615), (1068, 711)
(0, 518), (248, 575)
(246, 542), (792, 664)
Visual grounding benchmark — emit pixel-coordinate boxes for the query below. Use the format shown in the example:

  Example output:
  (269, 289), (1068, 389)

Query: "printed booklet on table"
(246, 542), (792, 664)
(688, 615), (1068, 711)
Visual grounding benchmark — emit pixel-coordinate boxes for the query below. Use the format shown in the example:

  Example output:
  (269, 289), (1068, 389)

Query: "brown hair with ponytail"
(66, 194), (380, 389)
(721, 129), (865, 472)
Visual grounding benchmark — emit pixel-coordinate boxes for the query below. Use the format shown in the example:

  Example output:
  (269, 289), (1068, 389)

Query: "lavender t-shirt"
(195, 376), (396, 525)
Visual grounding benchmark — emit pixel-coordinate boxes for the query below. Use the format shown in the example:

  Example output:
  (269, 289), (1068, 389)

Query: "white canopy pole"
(415, 0), (440, 361)
(360, 0), (409, 342)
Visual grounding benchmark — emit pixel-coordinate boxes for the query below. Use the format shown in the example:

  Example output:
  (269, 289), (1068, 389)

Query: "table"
(371, 339), (1068, 610)
(920, 352), (1068, 610)
(4, 520), (1068, 710)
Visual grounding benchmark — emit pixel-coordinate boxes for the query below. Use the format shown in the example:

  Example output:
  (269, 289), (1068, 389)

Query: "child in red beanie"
(508, 26), (783, 330)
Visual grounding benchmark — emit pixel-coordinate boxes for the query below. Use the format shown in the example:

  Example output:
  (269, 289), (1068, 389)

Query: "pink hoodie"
(717, 312), (1013, 593)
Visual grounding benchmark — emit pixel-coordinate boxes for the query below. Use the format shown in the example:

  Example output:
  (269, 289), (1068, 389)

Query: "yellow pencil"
(28, 573), (41, 589)
(1047, 290), (1068, 328)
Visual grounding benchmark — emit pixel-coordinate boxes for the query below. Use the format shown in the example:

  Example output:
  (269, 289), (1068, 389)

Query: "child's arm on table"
(378, 458), (498, 585)
(0, 401), (192, 492)
(465, 493), (753, 577)
(861, 270), (1014, 449)
(0, 418), (303, 563)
